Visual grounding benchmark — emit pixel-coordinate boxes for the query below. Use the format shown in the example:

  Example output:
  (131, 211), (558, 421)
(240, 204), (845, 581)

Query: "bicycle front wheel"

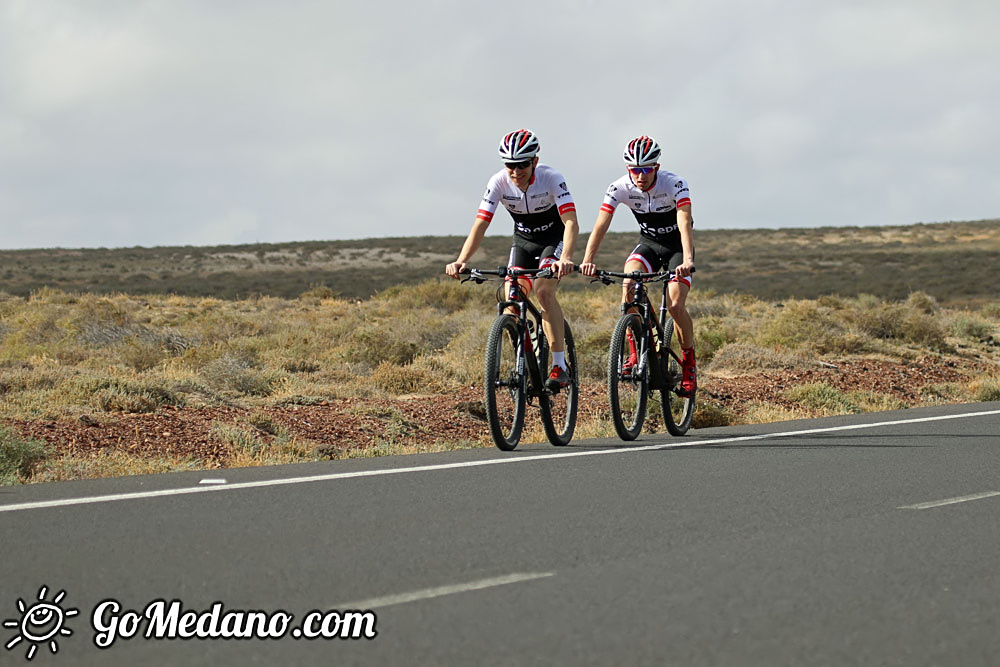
(539, 320), (579, 446)
(484, 314), (526, 450)
(660, 318), (695, 436)
(608, 313), (648, 441)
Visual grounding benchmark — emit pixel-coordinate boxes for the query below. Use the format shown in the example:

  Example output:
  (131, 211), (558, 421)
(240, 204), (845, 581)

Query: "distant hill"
(1, 220), (998, 305)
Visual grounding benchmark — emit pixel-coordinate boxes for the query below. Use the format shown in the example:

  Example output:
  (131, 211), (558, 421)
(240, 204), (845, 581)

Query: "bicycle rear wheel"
(660, 318), (695, 436)
(484, 314), (526, 450)
(539, 320), (579, 446)
(608, 313), (648, 441)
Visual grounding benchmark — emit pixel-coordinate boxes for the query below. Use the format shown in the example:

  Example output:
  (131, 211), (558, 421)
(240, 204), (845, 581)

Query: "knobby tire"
(538, 320), (579, 446)
(660, 318), (695, 436)
(484, 314), (526, 450)
(608, 313), (648, 441)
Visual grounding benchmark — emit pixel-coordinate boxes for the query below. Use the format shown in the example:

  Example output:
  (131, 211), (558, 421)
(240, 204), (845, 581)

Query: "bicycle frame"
(598, 270), (683, 391)
(464, 267), (554, 401)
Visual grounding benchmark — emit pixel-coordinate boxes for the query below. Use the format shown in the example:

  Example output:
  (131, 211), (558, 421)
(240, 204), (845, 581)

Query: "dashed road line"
(333, 572), (555, 609)
(898, 491), (1000, 510)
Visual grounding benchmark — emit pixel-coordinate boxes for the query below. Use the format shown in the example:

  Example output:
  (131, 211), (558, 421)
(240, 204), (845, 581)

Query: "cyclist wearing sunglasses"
(579, 135), (698, 397)
(445, 129), (579, 390)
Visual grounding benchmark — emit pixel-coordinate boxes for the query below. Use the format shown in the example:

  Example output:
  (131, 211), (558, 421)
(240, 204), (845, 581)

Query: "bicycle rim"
(660, 319), (695, 436)
(608, 313), (648, 441)
(540, 321), (579, 446)
(484, 315), (525, 450)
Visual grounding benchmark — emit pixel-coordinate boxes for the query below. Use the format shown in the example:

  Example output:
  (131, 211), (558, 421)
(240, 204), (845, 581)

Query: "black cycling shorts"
(508, 238), (563, 271)
(626, 238), (692, 286)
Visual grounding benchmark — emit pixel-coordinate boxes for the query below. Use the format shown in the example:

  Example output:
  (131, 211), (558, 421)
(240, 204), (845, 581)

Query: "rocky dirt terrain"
(8, 356), (979, 469)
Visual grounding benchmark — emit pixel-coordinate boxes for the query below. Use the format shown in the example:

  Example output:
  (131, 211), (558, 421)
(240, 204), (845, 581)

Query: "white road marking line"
(2, 408), (1000, 514)
(898, 491), (1000, 510)
(199, 479), (227, 485)
(334, 572), (555, 609)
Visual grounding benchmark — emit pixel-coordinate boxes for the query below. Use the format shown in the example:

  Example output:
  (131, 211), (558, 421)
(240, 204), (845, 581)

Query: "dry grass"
(1, 279), (998, 483)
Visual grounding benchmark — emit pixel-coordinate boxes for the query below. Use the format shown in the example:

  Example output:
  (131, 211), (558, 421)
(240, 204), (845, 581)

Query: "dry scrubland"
(3, 219), (1000, 304)
(2, 279), (999, 485)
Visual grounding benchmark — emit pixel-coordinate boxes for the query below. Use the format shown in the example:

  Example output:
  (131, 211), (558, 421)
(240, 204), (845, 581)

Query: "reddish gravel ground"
(5, 356), (987, 469)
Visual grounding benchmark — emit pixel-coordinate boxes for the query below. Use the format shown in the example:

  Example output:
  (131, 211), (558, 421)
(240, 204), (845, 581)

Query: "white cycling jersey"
(600, 170), (692, 245)
(476, 164), (576, 243)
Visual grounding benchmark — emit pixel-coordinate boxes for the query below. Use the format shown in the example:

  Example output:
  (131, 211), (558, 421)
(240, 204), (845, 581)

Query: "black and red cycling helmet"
(623, 135), (661, 166)
(498, 129), (540, 161)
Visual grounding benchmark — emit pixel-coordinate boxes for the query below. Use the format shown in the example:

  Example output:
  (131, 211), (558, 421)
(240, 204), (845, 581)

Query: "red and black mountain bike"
(461, 266), (579, 450)
(591, 268), (696, 440)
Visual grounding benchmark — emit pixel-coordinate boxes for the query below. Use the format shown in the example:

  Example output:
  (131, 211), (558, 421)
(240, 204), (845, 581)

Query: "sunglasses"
(627, 165), (658, 175)
(505, 160), (534, 170)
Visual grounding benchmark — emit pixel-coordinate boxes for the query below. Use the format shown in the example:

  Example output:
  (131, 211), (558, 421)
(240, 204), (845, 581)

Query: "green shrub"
(905, 291), (939, 314)
(210, 422), (265, 453)
(849, 303), (948, 351)
(202, 355), (279, 396)
(950, 314), (993, 340)
(0, 426), (52, 484)
(85, 378), (183, 413)
(371, 361), (446, 394)
(783, 383), (859, 414)
(300, 285), (337, 300)
(755, 301), (848, 353)
(691, 400), (733, 428)
(920, 382), (966, 403)
(969, 377), (1000, 402)
(574, 328), (611, 381)
(693, 316), (729, 364)
(709, 343), (811, 373)
(378, 278), (489, 312)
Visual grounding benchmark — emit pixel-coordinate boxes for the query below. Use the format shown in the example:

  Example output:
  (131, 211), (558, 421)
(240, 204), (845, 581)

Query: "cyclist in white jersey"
(580, 135), (698, 396)
(446, 129), (579, 389)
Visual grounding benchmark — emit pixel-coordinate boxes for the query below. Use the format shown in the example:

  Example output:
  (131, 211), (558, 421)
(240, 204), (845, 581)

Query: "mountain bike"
(591, 269), (696, 440)
(460, 266), (579, 450)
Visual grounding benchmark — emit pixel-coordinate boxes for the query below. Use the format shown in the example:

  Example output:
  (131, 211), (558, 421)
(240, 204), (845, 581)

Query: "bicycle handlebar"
(591, 266), (695, 284)
(459, 265), (580, 283)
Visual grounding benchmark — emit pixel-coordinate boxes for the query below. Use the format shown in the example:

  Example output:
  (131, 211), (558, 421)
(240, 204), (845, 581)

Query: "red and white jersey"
(600, 170), (692, 244)
(476, 164), (576, 243)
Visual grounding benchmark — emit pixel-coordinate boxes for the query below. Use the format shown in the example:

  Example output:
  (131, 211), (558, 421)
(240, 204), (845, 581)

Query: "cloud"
(0, 0), (997, 249)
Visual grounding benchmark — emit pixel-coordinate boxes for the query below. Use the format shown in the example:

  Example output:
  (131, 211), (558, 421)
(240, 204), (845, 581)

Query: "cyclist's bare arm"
(579, 209), (614, 276)
(553, 211), (579, 278)
(674, 205), (695, 279)
(446, 218), (491, 279)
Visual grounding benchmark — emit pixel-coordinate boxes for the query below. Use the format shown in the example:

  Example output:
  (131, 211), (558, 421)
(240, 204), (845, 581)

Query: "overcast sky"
(1, 0), (997, 250)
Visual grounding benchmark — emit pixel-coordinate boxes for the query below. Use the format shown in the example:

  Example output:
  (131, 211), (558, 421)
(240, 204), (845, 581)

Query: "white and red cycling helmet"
(498, 129), (540, 162)
(623, 135), (661, 166)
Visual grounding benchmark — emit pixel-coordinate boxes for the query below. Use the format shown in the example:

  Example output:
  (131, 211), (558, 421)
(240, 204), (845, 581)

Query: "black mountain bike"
(592, 269), (696, 440)
(461, 266), (579, 450)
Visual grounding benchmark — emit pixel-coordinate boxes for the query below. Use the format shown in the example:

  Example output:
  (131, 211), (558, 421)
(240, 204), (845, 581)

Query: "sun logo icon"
(3, 586), (79, 661)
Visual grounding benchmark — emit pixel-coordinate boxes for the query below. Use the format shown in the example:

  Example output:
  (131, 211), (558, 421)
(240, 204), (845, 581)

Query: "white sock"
(553, 351), (566, 369)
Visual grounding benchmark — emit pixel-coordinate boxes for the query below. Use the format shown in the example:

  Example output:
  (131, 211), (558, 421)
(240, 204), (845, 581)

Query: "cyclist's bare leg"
(667, 280), (694, 349)
(503, 277), (532, 317)
(534, 278), (564, 353)
(621, 258), (647, 314)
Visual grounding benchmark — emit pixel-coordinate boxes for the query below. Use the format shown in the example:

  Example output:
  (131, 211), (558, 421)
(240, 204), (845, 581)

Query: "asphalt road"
(2, 402), (1000, 666)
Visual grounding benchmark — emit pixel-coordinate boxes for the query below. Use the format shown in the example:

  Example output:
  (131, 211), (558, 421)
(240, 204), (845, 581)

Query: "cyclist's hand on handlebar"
(445, 261), (467, 279)
(579, 262), (597, 277)
(552, 258), (575, 279)
(674, 261), (695, 280)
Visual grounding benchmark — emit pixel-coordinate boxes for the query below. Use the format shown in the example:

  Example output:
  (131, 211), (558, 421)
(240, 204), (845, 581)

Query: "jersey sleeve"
(476, 173), (502, 223)
(672, 175), (691, 209)
(600, 181), (623, 215)
(548, 169), (576, 217)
